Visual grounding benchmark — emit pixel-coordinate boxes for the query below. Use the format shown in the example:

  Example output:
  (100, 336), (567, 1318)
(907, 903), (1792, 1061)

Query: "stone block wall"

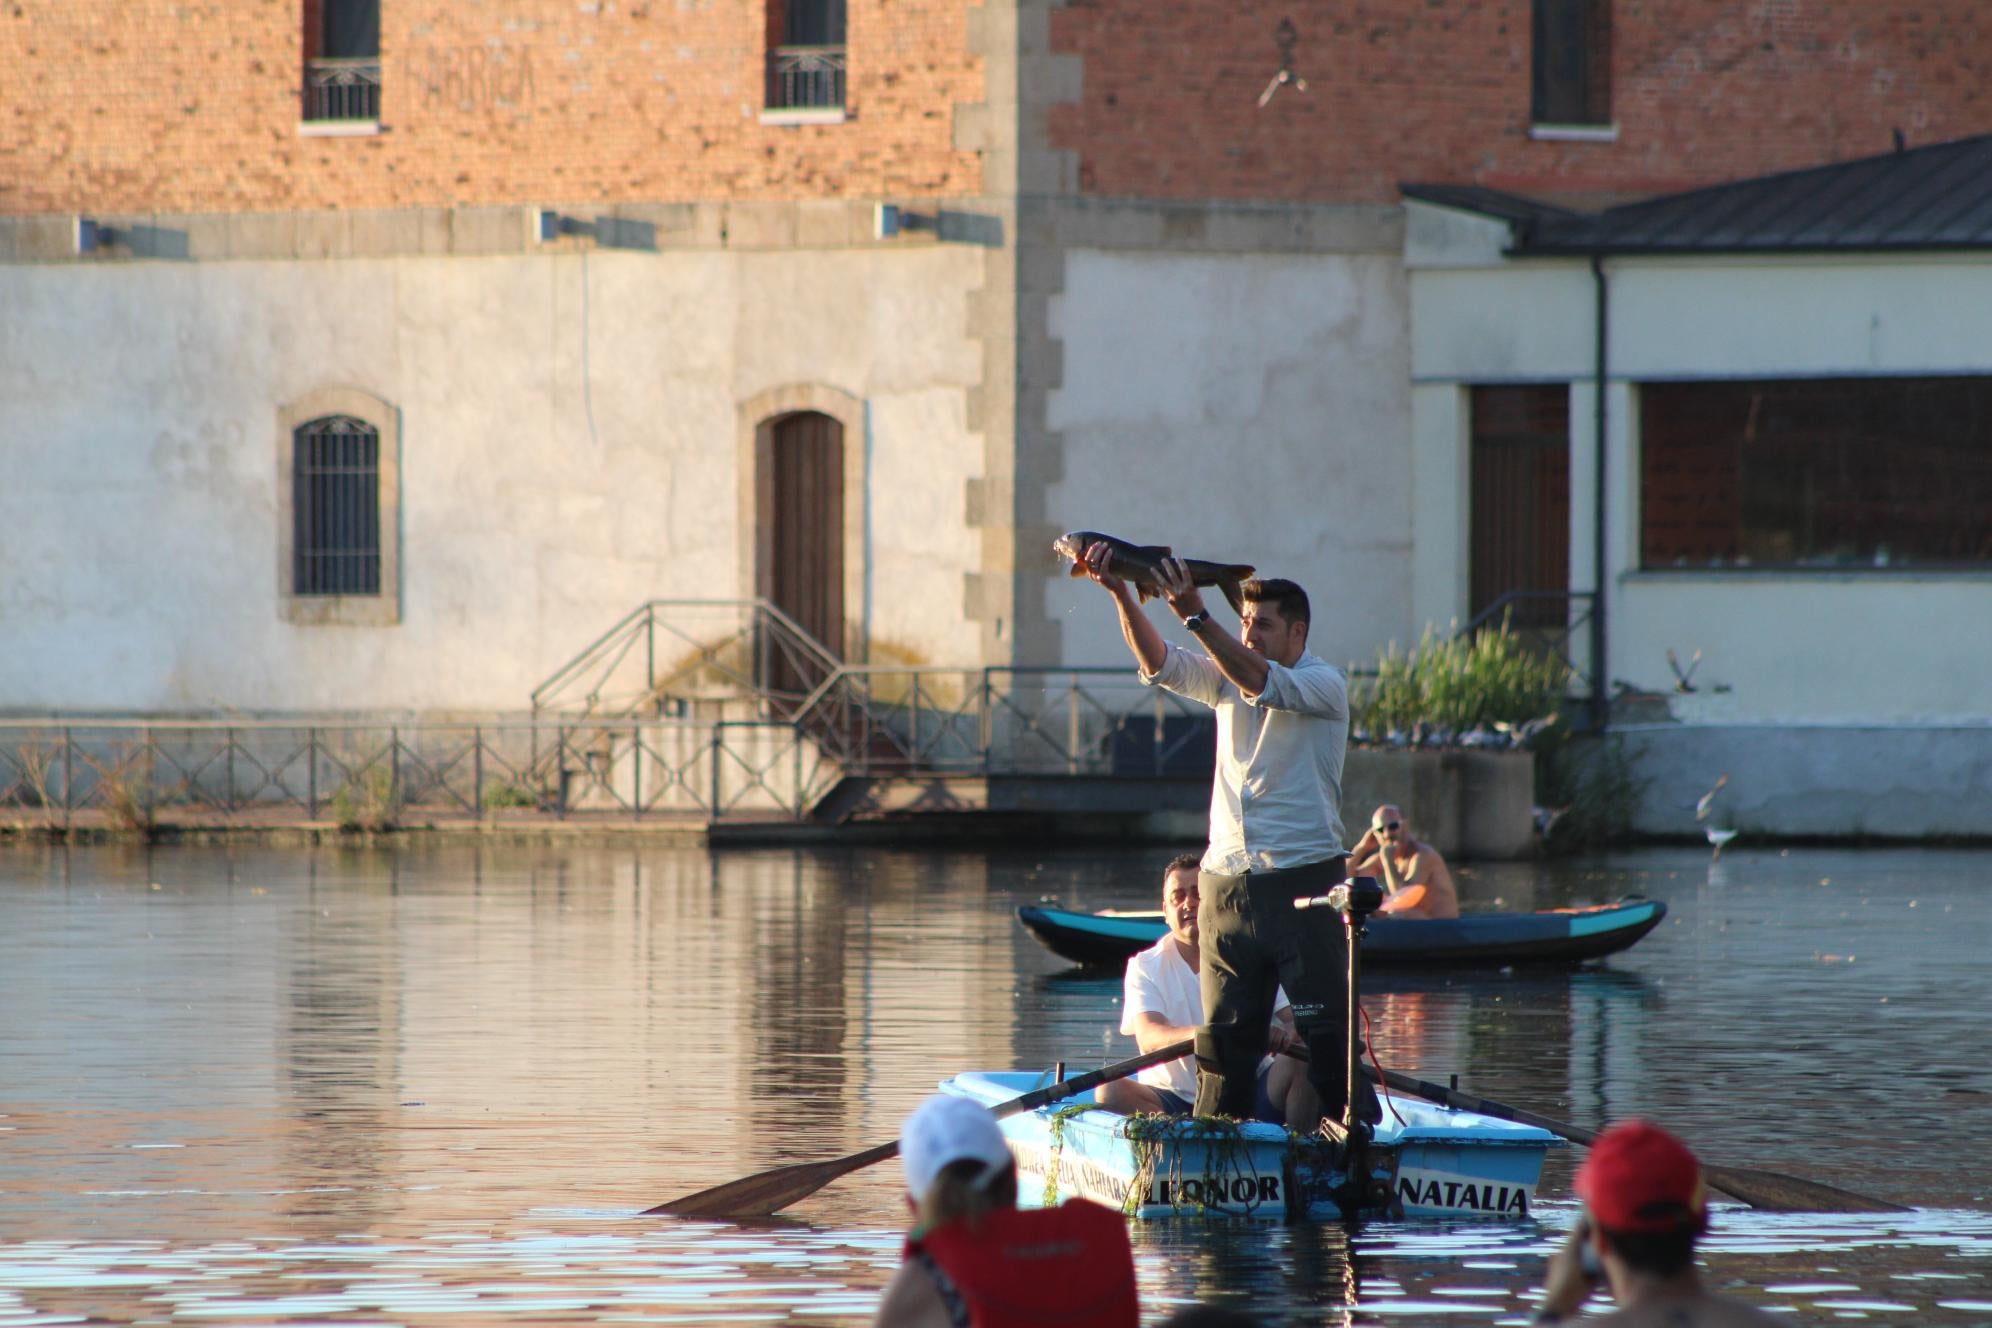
(1342, 748), (1536, 861)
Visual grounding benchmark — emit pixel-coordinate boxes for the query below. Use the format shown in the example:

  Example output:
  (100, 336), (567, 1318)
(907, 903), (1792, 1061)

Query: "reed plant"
(82, 743), (155, 834)
(1535, 730), (1650, 851)
(331, 764), (400, 832)
(6, 740), (62, 833)
(1352, 618), (1572, 737)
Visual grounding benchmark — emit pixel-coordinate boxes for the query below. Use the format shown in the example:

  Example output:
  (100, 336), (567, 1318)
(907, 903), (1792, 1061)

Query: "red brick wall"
(1051, 1), (1992, 203)
(0, 0), (981, 214)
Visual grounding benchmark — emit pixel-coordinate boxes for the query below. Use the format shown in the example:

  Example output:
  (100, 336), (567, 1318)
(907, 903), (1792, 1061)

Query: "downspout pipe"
(1589, 253), (1609, 732)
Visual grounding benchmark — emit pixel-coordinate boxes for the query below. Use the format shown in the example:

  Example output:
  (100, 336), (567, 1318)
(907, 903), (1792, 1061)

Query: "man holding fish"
(1060, 532), (1378, 1130)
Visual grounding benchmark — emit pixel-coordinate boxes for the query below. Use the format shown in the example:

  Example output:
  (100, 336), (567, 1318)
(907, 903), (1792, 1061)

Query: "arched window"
(278, 388), (400, 625)
(293, 415), (381, 596)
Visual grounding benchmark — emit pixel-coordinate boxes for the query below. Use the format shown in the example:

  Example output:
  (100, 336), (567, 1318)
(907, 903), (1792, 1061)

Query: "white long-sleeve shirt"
(1139, 644), (1349, 874)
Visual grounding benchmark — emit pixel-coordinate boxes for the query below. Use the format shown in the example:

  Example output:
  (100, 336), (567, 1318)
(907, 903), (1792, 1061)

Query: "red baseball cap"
(1574, 1120), (1708, 1233)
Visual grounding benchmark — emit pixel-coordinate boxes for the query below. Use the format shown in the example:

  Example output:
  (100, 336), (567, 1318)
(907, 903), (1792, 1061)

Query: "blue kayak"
(1017, 897), (1666, 969)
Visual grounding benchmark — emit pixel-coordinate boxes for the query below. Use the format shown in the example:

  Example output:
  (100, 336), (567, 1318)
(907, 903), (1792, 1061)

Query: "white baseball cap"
(899, 1094), (1014, 1199)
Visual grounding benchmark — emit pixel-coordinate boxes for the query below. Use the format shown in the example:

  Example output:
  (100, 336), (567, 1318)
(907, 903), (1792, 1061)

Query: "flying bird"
(1667, 648), (1703, 693)
(1706, 825), (1738, 861)
(1258, 17), (1308, 108)
(1695, 773), (1729, 822)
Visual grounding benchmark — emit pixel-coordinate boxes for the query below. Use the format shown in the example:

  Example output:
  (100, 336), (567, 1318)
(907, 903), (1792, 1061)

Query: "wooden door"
(1470, 386), (1570, 630)
(765, 412), (844, 690)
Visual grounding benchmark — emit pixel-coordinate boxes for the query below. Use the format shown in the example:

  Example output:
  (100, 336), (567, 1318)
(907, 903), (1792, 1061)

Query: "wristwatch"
(1181, 611), (1208, 633)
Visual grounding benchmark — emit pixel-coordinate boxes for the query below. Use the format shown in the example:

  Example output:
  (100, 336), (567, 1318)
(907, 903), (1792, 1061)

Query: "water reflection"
(2, 841), (1990, 1324)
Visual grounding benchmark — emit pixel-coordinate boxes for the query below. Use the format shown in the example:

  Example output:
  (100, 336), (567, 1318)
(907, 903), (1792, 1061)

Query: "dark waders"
(1191, 857), (1381, 1126)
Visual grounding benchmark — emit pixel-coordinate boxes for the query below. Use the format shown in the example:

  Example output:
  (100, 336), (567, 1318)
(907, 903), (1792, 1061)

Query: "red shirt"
(906, 1200), (1138, 1327)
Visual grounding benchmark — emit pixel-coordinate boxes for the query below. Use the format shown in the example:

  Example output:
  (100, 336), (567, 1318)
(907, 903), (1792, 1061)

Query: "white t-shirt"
(1120, 936), (1292, 1101)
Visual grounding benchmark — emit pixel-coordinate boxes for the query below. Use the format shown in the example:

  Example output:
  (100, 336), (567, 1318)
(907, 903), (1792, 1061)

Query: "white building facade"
(1404, 139), (1992, 836)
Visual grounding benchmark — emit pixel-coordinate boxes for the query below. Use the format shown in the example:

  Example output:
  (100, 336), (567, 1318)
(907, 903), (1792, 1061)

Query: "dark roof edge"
(1399, 183), (1584, 222)
(1564, 132), (1992, 221)
(1522, 240), (1992, 258)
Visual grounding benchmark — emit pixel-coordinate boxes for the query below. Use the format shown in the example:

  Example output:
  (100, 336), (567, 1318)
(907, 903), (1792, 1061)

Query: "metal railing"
(532, 599), (842, 721)
(767, 45), (846, 110)
(0, 720), (843, 828)
(304, 57), (382, 122)
(1459, 589), (1600, 722)
(784, 665), (1216, 779)
(531, 600), (1229, 790)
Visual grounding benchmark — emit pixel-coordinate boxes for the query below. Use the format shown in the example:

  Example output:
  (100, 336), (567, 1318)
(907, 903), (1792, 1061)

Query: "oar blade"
(1369, 1066), (1909, 1214)
(1701, 1163), (1910, 1214)
(643, 1040), (1194, 1220)
(643, 1142), (899, 1219)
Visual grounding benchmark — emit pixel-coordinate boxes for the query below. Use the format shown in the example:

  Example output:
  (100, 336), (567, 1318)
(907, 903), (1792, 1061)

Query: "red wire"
(1360, 1002), (1406, 1127)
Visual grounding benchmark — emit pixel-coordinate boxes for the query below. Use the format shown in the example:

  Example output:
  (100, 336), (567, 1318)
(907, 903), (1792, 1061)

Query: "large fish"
(1053, 530), (1256, 616)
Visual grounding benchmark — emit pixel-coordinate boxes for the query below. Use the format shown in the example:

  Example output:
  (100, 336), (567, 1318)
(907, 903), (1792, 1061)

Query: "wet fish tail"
(1214, 565), (1255, 617)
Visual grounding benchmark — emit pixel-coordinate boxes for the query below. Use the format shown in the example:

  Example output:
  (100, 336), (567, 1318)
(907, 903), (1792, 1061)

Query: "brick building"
(4, 1), (1990, 833)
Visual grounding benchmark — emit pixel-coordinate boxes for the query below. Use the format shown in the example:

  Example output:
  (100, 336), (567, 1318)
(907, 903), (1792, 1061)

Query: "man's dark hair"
(1241, 577), (1310, 629)
(1599, 1216), (1706, 1278)
(1164, 852), (1202, 878)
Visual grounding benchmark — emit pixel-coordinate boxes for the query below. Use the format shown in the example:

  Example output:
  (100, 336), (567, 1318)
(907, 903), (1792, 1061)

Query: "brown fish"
(1053, 530), (1256, 616)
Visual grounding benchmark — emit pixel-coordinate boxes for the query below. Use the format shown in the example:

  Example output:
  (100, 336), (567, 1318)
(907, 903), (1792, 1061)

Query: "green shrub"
(480, 778), (541, 809)
(1352, 618), (1571, 736)
(330, 765), (399, 832)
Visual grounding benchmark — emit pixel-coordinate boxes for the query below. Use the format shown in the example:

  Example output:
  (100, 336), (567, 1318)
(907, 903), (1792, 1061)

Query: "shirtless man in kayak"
(1095, 855), (1320, 1129)
(1346, 804), (1458, 920)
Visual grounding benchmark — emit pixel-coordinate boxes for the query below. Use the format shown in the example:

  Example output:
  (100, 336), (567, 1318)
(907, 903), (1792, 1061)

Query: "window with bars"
(1470, 386), (1571, 628)
(303, 0), (382, 122)
(1532, 0), (1611, 127)
(293, 416), (382, 596)
(765, 0), (847, 112)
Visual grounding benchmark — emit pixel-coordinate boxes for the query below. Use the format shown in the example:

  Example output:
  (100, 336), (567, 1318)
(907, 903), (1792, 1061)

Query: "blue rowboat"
(1017, 897), (1667, 970)
(939, 1070), (1562, 1222)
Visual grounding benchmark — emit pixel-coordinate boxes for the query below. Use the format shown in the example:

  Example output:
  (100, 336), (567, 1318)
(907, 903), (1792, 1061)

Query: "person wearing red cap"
(1533, 1120), (1778, 1327)
(873, 1094), (1138, 1328)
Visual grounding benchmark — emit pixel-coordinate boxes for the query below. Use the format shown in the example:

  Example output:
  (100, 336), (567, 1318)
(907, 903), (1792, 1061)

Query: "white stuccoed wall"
(1407, 235), (1992, 727)
(1043, 249), (1414, 675)
(0, 246), (985, 713)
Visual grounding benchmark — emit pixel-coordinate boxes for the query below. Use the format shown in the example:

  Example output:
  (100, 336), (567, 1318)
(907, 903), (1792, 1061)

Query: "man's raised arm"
(1080, 540), (1168, 676)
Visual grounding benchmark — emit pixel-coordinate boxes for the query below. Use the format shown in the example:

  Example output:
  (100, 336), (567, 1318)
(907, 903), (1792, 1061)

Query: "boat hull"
(1017, 898), (1667, 970)
(941, 1071), (1560, 1222)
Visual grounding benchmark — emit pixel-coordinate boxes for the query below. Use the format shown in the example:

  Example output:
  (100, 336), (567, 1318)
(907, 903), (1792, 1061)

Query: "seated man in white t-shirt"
(1096, 854), (1321, 1128)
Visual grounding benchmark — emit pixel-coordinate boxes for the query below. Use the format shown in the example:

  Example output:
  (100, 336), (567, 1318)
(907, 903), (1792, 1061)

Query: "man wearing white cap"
(872, 1094), (1138, 1328)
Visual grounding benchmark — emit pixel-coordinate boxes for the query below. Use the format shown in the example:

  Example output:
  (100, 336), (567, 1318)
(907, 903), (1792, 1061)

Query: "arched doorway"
(762, 410), (845, 677)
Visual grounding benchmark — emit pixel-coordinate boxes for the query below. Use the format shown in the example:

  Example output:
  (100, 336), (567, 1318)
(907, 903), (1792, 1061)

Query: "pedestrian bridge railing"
(0, 719), (845, 828)
(0, 672), (1217, 829)
(784, 666), (1216, 779)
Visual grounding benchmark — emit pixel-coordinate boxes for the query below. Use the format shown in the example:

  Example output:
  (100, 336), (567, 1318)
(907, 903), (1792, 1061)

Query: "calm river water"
(1, 841), (1988, 1325)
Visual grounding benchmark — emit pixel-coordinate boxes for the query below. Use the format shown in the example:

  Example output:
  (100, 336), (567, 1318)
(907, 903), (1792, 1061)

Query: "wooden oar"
(1365, 1064), (1907, 1214)
(645, 1038), (1195, 1219)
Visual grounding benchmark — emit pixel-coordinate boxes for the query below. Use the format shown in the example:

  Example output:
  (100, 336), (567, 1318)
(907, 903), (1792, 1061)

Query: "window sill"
(1627, 566), (1992, 583)
(299, 119), (383, 137)
(1529, 122), (1618, 143)
(284, 595), (400, 626)
(760, 106), (847, 126)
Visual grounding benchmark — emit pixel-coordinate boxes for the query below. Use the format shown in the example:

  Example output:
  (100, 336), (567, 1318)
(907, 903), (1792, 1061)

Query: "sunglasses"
(1374, 821), (1402, 832)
